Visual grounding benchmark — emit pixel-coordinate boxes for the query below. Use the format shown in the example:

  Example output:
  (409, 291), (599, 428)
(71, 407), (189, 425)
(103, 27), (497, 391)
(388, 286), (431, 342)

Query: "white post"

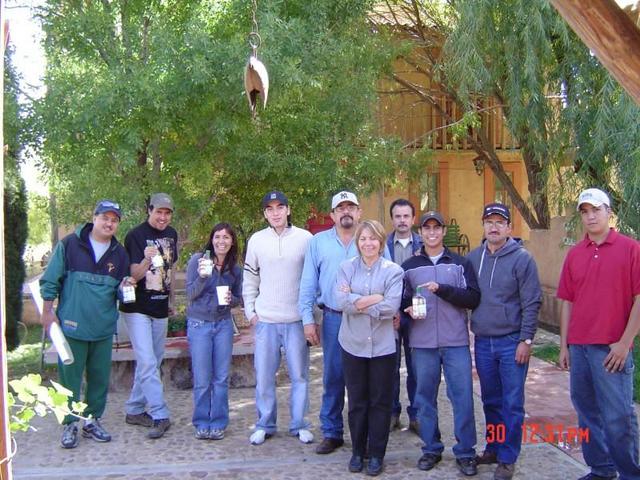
(0, 2), (15, 477)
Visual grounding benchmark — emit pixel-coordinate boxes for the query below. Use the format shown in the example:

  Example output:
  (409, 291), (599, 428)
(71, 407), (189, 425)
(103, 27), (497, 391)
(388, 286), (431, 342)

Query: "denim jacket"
(185, 252), (243, 322)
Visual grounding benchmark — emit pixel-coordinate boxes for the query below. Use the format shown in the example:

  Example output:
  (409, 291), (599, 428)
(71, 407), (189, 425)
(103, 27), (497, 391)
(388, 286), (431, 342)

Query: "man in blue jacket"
(40, 200), (131, 449)
(386, 198), (422, 433)
(466, 203), (541, 480)
(403, 211), (480, 476)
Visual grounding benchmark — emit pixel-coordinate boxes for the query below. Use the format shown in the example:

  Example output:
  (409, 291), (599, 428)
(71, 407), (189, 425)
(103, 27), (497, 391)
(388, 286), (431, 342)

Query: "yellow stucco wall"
(360, 150), (531, 247)
(444, 152), (485, 248)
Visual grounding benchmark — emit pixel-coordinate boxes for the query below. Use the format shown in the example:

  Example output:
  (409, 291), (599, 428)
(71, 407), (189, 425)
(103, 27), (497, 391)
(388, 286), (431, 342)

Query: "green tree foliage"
(376, 0), (640, 234)
(32, 0), (417, 252)
(4, 46), (29, 350)
(8, 374), (86, 432)
(27, 192), (51, 247)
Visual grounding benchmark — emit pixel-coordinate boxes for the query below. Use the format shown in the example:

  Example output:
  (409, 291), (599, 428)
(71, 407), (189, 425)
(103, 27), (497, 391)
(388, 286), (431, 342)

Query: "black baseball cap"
(419, 211), (445, 226)
(261, 190), (289, 209)
(482, 202), (511, 222)
(94, 200), (122, 219)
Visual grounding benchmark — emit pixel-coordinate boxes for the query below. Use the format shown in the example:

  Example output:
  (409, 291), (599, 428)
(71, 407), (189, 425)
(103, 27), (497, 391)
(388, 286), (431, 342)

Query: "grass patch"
(532, 338), (640, 403)
(7, 323), (57, 381)
(532, 343), (560, 366)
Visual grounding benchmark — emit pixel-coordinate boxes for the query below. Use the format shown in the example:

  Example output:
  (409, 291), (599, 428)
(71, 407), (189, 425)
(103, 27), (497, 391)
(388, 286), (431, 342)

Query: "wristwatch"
(521, 338), (532, 345)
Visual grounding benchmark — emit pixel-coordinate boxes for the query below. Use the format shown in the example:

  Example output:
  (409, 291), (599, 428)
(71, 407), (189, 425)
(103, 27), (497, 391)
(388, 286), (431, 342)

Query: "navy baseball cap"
(482, 202), (511, 222)
(94, 200), (122, 219)
(419, 211), (446, 226)
(262, 190), (289, 209)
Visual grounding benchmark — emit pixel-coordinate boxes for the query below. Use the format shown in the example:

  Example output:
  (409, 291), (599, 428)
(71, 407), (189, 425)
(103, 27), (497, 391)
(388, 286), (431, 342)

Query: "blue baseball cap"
(482, 202), (511, 222)
(262, 190), (289, 209)
(94, 200), (122, 219)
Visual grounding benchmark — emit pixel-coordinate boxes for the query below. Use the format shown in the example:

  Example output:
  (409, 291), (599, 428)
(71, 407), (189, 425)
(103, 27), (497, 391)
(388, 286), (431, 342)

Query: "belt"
(321, 305), (342, 315)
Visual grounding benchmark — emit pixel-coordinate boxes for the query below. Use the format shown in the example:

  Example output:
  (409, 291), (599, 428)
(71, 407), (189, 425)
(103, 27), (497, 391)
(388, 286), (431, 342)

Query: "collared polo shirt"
(557, 229), (640, 345)
(299, 227), (391, 325)
(393, 233), (415, 267)
(335, 256), (403, 357)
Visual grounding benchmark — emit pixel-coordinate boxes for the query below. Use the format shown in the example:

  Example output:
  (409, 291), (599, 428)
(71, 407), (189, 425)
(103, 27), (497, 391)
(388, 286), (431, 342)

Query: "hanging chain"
(248, 0), (261, 55)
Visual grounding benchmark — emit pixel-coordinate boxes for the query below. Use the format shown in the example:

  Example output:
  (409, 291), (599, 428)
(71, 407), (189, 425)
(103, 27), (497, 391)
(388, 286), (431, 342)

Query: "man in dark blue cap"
(40, 200), (132, 449)
(467, 202), (541, 480)
(243, 191), (314, 446)
(402, 211), (481, 476)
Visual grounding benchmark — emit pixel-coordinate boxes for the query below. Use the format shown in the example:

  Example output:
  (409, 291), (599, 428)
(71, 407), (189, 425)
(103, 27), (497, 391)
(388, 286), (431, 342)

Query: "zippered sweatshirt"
(466, 237), (541, 340)
(401, 247), (480, 348)
(40, 223), (130, 341)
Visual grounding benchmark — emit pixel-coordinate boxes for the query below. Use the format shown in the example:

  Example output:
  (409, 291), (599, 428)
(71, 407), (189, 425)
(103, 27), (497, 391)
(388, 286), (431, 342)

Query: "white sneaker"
(250, 429), (267, 445)
(298, 429), (314, 444)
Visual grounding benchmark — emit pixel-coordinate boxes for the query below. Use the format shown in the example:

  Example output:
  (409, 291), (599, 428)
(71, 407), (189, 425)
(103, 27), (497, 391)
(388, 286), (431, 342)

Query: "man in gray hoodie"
(466, 203), (541, 480)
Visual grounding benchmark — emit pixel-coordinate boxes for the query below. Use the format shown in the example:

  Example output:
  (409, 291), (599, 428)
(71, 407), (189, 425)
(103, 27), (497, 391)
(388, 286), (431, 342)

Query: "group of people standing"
(40, 187), (640, 480)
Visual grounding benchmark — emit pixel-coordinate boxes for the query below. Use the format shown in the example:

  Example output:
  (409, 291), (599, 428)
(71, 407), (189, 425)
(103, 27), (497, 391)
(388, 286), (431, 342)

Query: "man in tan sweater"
(243, 190), (314, 446)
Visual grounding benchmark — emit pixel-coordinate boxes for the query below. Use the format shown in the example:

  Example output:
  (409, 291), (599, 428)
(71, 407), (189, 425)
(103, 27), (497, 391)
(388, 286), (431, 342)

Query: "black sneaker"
(366, 457), (384, 476)
(125, 412), (154, 427)
(148, 418), (171, 439)
(349, 455), (364, 473)
(60, 422), (79, 449)
(82, 418), (112, 442)
(417, 453), (442, 471)
(456, 457), (478, 476)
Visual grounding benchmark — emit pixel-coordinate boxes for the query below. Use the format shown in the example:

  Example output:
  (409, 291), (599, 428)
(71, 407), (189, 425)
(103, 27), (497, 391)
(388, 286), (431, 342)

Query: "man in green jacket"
(40, 200), (132, 449)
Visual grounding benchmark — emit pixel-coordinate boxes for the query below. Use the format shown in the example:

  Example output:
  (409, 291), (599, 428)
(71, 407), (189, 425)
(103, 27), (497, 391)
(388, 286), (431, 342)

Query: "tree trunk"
(391, 72), (546, 229)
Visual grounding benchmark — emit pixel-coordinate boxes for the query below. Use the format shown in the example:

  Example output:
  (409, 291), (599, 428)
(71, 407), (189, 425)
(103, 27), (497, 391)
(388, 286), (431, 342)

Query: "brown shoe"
(476, 450), (498, 465)
(494, 462), (515, 480)
(125, 412), (153, 428)
(315, 437), (344, 454)
(148, 418), (171, 439)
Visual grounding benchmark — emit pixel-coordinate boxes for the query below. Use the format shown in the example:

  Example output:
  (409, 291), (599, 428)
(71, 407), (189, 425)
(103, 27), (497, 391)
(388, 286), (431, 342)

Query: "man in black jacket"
(402, 211), (480, 477)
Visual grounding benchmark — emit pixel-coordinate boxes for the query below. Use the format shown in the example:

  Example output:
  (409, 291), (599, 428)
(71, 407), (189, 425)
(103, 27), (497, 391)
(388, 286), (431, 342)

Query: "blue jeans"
(475, 334), (528, 464)
(392, 315), (417, 420)
(124, 312), (170, 420)
(320, 309), (345, 439)
(188, 317), (234, 430)
(412, 346), (477, 458)
(570, 344), (640, 480)
(254, 321), (310, 434)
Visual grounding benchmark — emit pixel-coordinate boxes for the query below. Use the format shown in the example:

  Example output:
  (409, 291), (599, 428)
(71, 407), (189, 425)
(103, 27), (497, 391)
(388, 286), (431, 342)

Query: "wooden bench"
(44, 320), (258, 392)
(443, 218), (471, 255)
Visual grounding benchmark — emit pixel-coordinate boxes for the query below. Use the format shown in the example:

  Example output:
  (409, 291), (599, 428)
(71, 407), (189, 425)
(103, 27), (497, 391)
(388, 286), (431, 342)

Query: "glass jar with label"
(200, 250), (213, 277)
(122, 279), (136, 304)
(412, 290), (427, 320)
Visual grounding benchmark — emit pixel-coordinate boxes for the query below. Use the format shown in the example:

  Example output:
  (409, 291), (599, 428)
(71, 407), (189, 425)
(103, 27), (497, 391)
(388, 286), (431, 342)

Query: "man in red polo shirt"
(558, 188), (640, 480)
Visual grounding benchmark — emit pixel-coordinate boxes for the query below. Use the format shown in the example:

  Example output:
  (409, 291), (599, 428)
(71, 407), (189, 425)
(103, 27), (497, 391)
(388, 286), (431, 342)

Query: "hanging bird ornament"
(244, 2), (269, 119)
(244, 42), (269, 118)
